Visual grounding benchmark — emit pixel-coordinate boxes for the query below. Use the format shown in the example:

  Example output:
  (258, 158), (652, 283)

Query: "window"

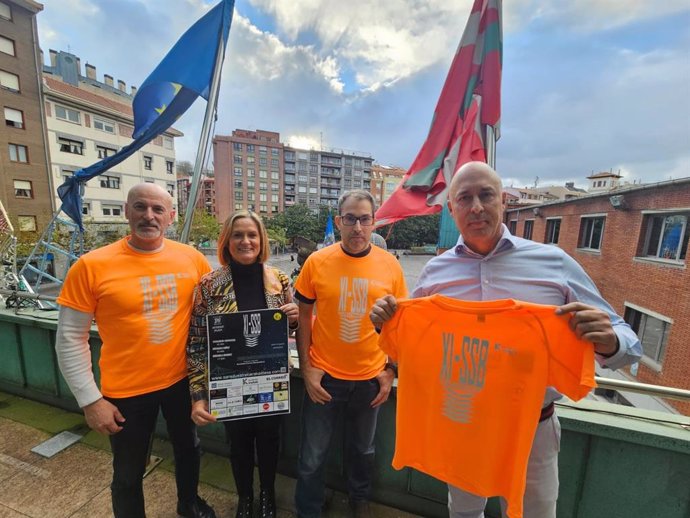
(0, 36), (15, 56)
(235, 203), (243, 210)
(234, 155), (243, 164)
(163, 136), (174, 150)
(508, 220), (517, 234)
(82, 203), (91, 216)
(259, 193), (267, 202)
(545, 219), (561, 244)
(0, 69), (19, 91)
(271, 158), (279, 167)
(94, 117), (115, 134)
(55, 105), (80, 123)
(17, 216), (36, 232)
(247, 156), (255, 165)
(260, 182), (267, 191)
(578, 216), (605, 250)
(271, 194), (279, 203)
(271, 172), (279, 180)
(100, 175), (120, 189)
(234, 180), (243, 189)
(62, 170), (74, 181)
(247, 169), (255, 178)
(246, 144), (254, 153)
(166, 184), (175, 196)
(0, 3), (10, 20)
(259, 170), (268, 179)
(58, 137), (83, 155)
(247, 192), (255, 201)
(641, 213), (689, 261)
(166, 161), (173, 174)
(271, 183), (279, 191)
(234, 192), (243, 201)
(247, 180), (255, 189)
(4, 107), (23, 128)
(8, 143), (27, 162)
(259, 158), (268, 167)
(271, 148), (279, 157)
(523, 220), (534, 240)
(102, 205), (122, 216)
(13, 180), (32, 198)
(143, 156), (152, 170)
(96, 145), (116, 159)
(260, 205), (267, 213)
(233, 142), (243, 151)
(624, 305), (671, 365)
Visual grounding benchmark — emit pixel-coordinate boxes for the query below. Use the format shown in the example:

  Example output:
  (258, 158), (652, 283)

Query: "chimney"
(76, 57), (81, 75)
(49, 49), (57, 67)
(117, 79), (126, 92)
(85, 63), (96, 80)
(39, 48), (44, 66)
(130, 85), (137, 96)
(104, 74), (114, 87)
(565, 182), (574, 189)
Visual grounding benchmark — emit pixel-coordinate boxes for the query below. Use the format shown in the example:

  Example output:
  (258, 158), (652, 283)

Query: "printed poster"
(207, 309), (290, 421)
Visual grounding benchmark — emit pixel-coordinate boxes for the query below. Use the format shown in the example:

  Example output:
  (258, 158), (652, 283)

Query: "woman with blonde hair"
(187, 210), (298, 518)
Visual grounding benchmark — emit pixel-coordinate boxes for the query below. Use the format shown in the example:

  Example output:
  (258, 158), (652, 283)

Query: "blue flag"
(57, 0), (235, 229)
(324, 213), (335, 246)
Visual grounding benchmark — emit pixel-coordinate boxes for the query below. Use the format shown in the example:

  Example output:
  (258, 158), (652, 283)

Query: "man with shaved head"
(371, 162), (641, 518)
(56, 183), (215, 518)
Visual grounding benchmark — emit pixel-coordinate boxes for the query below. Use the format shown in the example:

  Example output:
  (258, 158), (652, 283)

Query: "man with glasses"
(293, 190), (407, 518)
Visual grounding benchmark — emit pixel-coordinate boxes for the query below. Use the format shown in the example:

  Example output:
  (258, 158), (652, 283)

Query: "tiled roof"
(44, 76), (133, 117)
(43, 75), (183, 137)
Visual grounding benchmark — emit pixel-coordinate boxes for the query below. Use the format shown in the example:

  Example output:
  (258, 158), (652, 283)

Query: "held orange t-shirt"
(57, 238), (211, 398)
(378, 295), (596, 518)
(294, 244), (407, 379)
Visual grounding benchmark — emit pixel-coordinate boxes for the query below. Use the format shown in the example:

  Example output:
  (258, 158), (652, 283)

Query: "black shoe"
(235, 495), (254, 518)
(258, 489), (276, 518)
(177, 496), (217, 518)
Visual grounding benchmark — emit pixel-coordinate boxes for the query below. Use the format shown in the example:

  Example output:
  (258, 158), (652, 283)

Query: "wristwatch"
(384, 361), (398, 377)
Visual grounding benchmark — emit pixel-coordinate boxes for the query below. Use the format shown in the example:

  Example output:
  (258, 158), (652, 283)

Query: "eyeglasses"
(340, 214), (374, 226)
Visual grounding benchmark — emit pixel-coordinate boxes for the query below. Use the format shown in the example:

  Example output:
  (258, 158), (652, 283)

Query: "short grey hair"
(337, 189), (377, 215)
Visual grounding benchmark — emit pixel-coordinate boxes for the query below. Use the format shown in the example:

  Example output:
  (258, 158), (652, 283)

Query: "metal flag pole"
(486, 125), (497, 169)
(180, 33), (227, 244)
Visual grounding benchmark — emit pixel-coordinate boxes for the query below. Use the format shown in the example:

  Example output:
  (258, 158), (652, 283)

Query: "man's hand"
(191, 400), (217, 426)
(370, 367), (395, 408)
(556, 302), (619, 356)
(369, 295), (399, 329)
(83, 398), (125, 435)
(302, 363), (332, 404)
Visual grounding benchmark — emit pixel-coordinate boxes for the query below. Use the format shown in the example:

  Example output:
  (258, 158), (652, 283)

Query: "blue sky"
(38, 0), (689, 189)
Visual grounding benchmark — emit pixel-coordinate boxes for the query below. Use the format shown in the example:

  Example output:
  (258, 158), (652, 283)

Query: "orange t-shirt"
(378, 295), (596, 518)
(57, 238), (211, 398)
(295, 244), (407, 379)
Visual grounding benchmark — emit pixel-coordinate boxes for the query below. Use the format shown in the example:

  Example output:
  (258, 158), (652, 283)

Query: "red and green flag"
(375, 0), (502, 226)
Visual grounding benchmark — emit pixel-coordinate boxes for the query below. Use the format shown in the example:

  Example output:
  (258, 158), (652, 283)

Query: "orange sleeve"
(545, 314), (596, 401)
(56, 258), (97, 314)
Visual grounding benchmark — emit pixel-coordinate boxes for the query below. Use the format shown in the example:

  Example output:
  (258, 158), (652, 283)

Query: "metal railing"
(595, 376), (690, 402)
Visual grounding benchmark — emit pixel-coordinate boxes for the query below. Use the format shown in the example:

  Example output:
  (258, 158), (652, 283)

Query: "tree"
(378, 213), (441, 249)
(176, 209), (220, 247)
(176, 160), (194, 176)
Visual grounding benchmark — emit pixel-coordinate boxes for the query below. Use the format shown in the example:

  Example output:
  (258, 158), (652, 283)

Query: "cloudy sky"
(38, 0), (689, 188)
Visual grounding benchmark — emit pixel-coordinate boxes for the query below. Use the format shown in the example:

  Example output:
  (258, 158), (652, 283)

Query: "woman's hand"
(191, 399), (217, 427)
(280, 302), (299, 325)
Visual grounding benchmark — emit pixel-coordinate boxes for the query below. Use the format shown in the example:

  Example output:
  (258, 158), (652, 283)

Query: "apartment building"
(42, 50), (181, 229)
(370, 164), (406, 207)
(0, 0), (52, 233)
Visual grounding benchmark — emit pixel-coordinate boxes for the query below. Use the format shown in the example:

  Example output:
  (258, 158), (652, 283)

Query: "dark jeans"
(225, 415), (282, 498)
(295, 374), (380, 518)
(106, 377), (200, 518)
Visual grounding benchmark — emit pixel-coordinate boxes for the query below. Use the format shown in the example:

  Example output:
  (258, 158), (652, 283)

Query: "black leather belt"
(539, 402), (555, 422)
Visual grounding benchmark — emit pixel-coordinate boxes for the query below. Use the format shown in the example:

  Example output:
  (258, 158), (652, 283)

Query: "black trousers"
(225, 415), (282, 498)
(106, 378), (200, 518)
